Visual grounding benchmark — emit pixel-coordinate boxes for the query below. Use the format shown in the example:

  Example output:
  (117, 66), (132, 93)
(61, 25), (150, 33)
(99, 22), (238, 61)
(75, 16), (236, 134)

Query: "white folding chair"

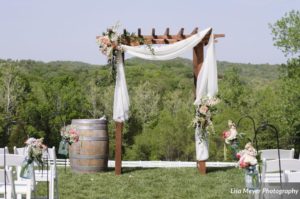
(0, 168), (16, 199)
(261, 158), (300, 183)
(14, 146), (59, 199)
(33, 147), (59, 199)
(282, 159), (300, 182)
(13, 147), (26, 156)
(260, 148), (295, 160)
(0, 147), (9, 154)
(0, 154), (34, 199)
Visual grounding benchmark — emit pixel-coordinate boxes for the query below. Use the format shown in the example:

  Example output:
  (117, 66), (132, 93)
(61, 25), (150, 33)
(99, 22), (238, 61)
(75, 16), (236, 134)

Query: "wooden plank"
(115, 122), (123, 175)
(191, 27), (198, 34)
(152, 28), (156, 37)
(178, 28), (184, 36)
(120, 31), (224, 46)
(193, 42), (204, 89)
(198, 161), (206, 174)
(164, 28), (170, 36)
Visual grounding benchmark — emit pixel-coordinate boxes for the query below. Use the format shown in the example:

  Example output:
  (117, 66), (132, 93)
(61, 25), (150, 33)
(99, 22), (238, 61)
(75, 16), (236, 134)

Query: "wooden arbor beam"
(118, 27), (224, 46)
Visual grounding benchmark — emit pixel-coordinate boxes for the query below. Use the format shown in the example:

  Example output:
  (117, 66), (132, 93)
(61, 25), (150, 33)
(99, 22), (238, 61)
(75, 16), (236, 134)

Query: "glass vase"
(244, 165), (259, 190)
(20, 159), (34, 179)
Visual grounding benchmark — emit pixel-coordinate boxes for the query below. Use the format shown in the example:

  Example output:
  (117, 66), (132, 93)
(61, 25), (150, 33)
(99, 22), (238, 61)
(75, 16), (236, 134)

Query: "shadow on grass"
(206, 167), (237, 173)
(121, 167), (157, 174)
(110, 167), (237, 174)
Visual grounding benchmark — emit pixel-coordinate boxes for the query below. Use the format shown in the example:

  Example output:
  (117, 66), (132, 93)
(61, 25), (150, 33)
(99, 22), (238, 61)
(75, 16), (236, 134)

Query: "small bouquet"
(96, 22), (123, 63)
(236, 142), (259, 190)
(58, 125), (79, 156)
(60, 125), (79, 145)
(236, 142), (258, 169)
(96, 22), (154, 80)
(222, 120), (239, 159)
(20, 137), (47, 179)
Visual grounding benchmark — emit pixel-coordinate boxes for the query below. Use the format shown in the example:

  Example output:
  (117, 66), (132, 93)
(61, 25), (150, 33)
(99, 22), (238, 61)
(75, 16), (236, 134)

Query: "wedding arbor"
(97, 26), (225, 175)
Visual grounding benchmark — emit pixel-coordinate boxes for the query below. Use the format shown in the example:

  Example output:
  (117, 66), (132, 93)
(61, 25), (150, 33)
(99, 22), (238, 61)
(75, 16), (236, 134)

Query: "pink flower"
(239, 160), (249, 168)
(223, 131), (230, 139)
(69, 128), (76, 134)
(100, 36), (111, 45)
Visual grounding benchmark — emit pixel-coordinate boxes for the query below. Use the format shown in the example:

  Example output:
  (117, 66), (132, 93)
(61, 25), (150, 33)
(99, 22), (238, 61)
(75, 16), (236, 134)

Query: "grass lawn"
(37, 167), (249, 199)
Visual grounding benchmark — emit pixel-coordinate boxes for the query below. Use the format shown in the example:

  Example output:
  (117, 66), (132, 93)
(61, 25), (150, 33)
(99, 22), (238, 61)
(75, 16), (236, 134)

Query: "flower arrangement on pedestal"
(20, 138), (47, 179)
(58, 125), (79, 156)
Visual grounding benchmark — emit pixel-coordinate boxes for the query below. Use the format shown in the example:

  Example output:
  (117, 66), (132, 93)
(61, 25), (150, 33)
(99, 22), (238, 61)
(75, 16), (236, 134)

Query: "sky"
(0, 0), (299, 65)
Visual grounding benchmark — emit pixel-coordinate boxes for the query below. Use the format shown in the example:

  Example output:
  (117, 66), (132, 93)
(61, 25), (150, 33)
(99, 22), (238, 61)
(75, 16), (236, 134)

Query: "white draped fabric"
(113, 53), (130, 122)
(112, 27), (218, 161)
(121, 27), (212, 60)
(194, 33), (218, 105)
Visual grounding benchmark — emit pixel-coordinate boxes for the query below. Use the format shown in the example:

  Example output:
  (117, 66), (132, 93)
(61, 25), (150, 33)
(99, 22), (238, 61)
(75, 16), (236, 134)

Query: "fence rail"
(56, 159), (237, 168)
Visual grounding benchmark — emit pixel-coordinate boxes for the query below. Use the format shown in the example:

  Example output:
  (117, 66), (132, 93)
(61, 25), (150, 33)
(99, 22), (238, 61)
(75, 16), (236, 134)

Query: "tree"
(270, 10), (300, 155)
(269, 10), (300, 56)
(0, 61), (31, 147)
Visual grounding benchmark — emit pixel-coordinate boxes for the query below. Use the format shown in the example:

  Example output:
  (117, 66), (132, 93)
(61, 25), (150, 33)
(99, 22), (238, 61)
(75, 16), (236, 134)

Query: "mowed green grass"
(37, 167), (248, 199)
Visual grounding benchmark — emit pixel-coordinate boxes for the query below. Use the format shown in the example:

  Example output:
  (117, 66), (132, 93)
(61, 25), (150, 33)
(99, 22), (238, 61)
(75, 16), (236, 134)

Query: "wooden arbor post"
(193, 41), (206, 174)
(112, 28), (224, 175)
(115, 122), (123, 175)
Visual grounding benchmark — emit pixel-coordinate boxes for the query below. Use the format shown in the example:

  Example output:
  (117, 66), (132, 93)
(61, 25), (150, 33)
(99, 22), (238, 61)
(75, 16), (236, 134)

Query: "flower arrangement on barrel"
(58, 125), (79, 157)
(20, 137), (47, 179)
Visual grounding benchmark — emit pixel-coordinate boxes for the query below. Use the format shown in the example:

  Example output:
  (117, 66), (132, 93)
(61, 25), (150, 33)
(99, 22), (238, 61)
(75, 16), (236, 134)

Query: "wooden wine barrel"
(69, 119), (108, 173)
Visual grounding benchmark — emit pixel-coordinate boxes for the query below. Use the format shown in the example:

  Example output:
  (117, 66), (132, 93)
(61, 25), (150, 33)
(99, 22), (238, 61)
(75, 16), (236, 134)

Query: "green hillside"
(0, 57), (298, 161)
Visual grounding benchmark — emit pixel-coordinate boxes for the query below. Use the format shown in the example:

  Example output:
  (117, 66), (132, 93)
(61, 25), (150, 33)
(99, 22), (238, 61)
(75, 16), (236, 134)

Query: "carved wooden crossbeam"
(121, 27), (225, 46)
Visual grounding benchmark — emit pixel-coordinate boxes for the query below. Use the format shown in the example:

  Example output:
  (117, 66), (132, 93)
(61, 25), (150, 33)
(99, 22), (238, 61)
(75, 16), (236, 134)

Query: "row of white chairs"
(260, 148), (300, 183)
(0, 147), (59, 199)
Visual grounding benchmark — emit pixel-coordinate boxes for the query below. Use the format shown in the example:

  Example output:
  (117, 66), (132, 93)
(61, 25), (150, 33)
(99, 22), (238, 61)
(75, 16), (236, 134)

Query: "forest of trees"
(0, 57), (299, 161)
(0, 10), (299, 161)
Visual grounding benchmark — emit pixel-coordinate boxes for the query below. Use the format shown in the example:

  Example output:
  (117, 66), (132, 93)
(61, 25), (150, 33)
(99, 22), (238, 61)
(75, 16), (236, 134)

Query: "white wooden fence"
(56, 159), (237, 168)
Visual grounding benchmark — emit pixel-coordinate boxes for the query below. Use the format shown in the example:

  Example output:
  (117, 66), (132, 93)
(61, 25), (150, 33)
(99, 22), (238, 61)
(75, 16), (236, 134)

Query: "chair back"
(13, 147), (26, 155)
(0, 147), (9, 154)
(46, 147), (57, 165)
(264, 159), (300, 172)
(0, 168), (16, 198)
(260, 148), (295, 160)
(262, 158), (300, 183)
(0, 154), (25, 167)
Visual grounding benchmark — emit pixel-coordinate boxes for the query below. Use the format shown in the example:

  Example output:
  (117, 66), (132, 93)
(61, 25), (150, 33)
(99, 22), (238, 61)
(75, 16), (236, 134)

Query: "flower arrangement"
(96, 22), (154, 80)
(223, 120), (238, 144)
(192, 97), (219, 142)
(236, 142), (259, 190)
(24, 137), (47, 165)
(236, 142), (258, 169)
(222, 120), (239, 159)
(20, 137), (47, 179)
(60, 125), (79, 145)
